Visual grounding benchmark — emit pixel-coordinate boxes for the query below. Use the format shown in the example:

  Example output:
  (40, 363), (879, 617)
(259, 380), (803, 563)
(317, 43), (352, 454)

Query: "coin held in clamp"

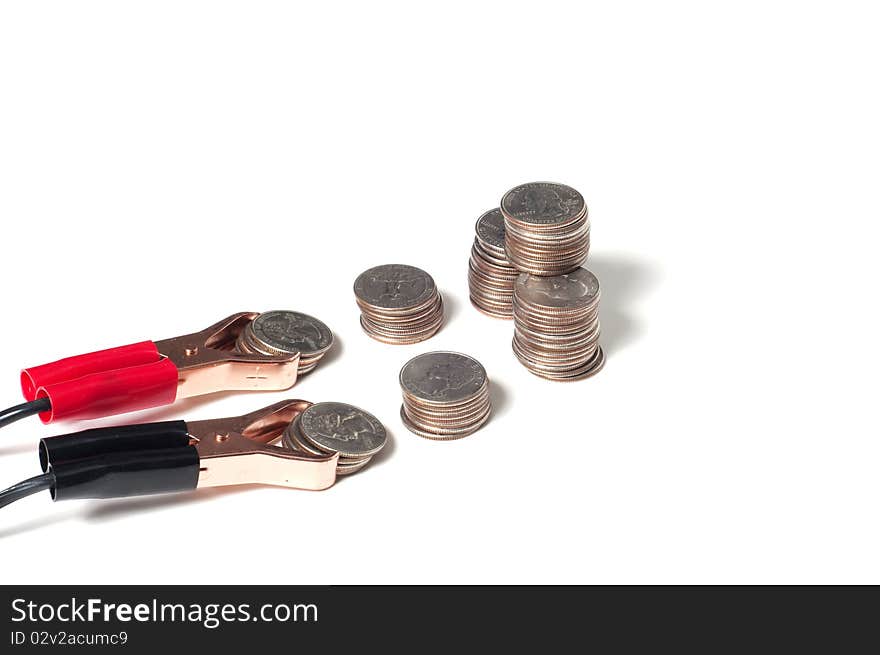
(236, 310), (334, 375)
(283, 402), (388, 475)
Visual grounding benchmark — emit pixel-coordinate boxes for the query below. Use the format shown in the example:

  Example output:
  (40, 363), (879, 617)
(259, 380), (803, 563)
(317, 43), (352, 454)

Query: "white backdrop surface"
(0, 1), (877, 584)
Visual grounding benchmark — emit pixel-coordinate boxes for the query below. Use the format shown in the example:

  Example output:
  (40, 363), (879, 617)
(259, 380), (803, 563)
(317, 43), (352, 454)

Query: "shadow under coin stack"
(283, 402), (388, 475)
(236, 310), (334, 375)
(501, 182), (590, 276)
(512, 268), (604, 381)
(468, 208), (519, 318)
(399, 351), (491, 440)
(354, 264), (444, 344)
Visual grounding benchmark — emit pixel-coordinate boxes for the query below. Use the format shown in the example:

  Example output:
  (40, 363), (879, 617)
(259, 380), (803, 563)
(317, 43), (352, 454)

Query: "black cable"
(0, 397), (51, 430)
(0, 472), (54, 510)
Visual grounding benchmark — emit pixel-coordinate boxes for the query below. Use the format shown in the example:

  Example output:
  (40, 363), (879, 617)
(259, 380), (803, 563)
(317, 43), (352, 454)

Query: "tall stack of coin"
(512, 268), (604, 381)
(354, 264), (444, 344)
(399, 351), (491, 440)
(468, 208), (519, 319)
(283, 402), (388, 475)
(501, 182), (590, 276)
(236, 310), (334, 375)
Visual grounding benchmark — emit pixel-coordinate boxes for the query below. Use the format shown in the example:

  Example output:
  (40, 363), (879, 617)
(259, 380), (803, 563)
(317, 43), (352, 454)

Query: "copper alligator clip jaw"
(189, 399), (338, 491)
(154, 312), (300, 399)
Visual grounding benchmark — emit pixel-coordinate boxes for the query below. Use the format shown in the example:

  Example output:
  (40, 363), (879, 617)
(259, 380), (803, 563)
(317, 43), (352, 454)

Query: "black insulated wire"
(0, 472), (54, 510)
(0, 397), (51, 430)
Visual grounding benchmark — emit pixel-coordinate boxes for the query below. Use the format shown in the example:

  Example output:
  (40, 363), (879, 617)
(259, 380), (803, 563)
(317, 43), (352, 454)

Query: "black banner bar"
(1, 586), (876, 651)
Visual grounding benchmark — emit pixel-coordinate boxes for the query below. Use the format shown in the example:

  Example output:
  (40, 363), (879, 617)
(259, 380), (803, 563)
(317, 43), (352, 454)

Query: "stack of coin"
(501, 182), (590, 276)
(283, 401), (388, 475)
(237, 310), (334, 375)
(354, 264), (444, 344)
(468, 208), (519, 319)
(399, 351), (491, 440)
(512, 267), (604, 381)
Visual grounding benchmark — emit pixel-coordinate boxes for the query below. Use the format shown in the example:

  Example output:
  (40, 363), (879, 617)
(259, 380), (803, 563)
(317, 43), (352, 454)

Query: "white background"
(0, 1), (877, 584)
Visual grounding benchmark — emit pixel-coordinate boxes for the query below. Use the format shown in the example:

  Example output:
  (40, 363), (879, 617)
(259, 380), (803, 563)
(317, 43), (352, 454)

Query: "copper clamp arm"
(189, 399), (338, 491)
(154, 312), (300, 400)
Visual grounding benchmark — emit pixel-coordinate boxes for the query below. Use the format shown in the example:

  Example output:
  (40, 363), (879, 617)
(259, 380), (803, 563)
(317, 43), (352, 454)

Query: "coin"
(400, 351), (487, 404)
(501, 182), (586, 226)
(285, 418), (371, 466)
(399, 351), (491, 440)
(354, 264), (437, 311)
(514, 268), (599, 309)
(354, 264), (444, 344)
(469, 208), (518, 319)
(512, 343), (605, 382)
(399, 405), (491, 441)
(335, 458), (371, 476)
(475, 208), (506, 250)
(511, 268), (604, 381)
(236, 310), (333, 376)
(281, 402), (389, 476)
(297, 402), (387, 458)
(501, 182), (590, 276)
(282, 417), (327, 456)
(250, 310), (333, 355)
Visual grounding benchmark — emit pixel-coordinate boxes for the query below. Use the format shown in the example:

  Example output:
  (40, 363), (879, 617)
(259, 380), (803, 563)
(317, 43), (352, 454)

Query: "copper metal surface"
(155, 312), (300, 400)
(190, 399), (338, 491)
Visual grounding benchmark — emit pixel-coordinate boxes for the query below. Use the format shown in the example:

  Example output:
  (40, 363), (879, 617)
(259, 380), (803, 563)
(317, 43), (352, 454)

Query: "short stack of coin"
(354, 264), (444, 344)
(512, 267), (604, 381)
(399, 351), (491, 440)
(283, 402), (388, 475)
(468, 208), (519, 319)
(501, 182), (590, 276)
(237, 310), (334, 375)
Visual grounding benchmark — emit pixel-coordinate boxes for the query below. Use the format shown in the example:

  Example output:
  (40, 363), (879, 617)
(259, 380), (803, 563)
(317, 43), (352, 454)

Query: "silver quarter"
(475, 208), (507, 249)
(250, 310), (333, 356)
(514, 269), (600, 309)
(470, 208), (517, 319)
(298, 402), (387, 458)
(511, 267), (604, 381)
(353, 264), (437, 311)
(501, 182), (590, 276)
(399, 351), (487, 404)
(400, 405), (491, 441)
(501, 182), (586, 226)
(399, 352), (491, 440)
(354, 264), (444, 344)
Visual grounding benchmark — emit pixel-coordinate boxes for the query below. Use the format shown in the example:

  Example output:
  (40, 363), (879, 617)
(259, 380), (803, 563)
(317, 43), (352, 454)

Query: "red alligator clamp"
(5, 313), (299, 427)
